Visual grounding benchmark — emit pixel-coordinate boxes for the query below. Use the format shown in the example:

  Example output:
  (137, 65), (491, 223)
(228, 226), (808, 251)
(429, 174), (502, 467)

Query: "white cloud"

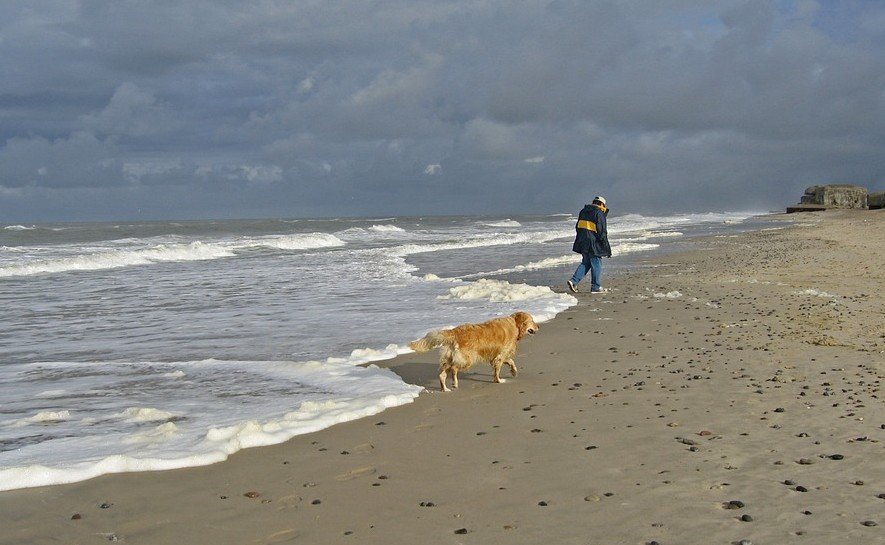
(424, 163), (441, 175)
(524, 156), (545, 163)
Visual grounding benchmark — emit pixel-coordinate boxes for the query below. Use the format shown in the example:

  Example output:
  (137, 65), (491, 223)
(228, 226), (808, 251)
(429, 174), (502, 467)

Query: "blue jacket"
(572, 203), (611, 257)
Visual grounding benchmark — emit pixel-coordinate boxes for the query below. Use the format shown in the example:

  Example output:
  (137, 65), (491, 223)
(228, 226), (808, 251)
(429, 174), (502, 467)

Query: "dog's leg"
(439, 367), (451, 392)
(506, 359), (518, 377)
(451, 367), (460, 389)
(492, 357), (505, 383)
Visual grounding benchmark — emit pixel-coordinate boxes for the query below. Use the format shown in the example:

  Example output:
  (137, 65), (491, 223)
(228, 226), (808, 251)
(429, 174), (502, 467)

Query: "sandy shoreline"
(1, 210), (882, 545)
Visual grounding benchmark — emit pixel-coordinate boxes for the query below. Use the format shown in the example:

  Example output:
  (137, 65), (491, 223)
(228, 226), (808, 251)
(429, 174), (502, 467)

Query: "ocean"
(0, 211), (772, 490)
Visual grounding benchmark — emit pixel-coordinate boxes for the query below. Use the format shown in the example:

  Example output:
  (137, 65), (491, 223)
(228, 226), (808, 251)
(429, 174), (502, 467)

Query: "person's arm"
(597, 211), (612, 258)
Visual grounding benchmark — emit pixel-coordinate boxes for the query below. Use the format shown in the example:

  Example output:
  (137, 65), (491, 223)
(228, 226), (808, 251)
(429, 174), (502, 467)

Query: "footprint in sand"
(263, 528), (299, 543)
(335, 466), (377, 481)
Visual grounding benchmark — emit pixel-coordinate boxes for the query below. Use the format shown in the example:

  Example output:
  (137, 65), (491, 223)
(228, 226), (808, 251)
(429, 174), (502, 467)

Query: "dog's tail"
(408, 330), (455, 353)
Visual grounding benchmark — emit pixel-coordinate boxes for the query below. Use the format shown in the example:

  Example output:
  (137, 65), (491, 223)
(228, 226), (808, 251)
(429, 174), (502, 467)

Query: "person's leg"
(589, 255), (603, 292)
(570, 252), (592, 284)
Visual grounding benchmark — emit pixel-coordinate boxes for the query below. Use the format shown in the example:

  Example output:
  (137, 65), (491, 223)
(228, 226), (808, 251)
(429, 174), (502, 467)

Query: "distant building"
(787, 184), (869, 213)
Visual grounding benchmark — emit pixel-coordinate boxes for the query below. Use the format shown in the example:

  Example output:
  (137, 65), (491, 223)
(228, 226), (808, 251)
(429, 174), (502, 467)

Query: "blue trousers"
(570, 253), (603, 292)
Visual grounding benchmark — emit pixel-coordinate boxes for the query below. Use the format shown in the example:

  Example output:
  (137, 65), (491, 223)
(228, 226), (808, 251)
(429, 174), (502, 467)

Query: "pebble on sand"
(243, 491), (260, 498)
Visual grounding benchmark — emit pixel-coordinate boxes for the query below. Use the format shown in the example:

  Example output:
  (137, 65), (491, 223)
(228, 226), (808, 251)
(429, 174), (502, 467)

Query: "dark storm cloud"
(0, 0), (883, 221)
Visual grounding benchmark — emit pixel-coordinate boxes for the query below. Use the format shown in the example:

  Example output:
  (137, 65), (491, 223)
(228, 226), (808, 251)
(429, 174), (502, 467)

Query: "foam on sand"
(0, 359), (422, 491)
(653, 291), (683, 299)
(794, 288), (836, 298)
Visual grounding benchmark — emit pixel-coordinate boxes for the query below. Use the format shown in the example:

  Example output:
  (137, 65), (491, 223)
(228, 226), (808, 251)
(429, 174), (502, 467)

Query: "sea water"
(0, 211), (771, 490)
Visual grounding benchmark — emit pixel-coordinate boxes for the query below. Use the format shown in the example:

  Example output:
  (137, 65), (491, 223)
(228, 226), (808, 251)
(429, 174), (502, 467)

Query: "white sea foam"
(653, 291), (683, 299)
(614, 242), (660, 255)
(369, 224), (406, 232)
(8, 410), (73, 427)
(620, 230), (683, 242)
(3, 225), (36, 231)
(29, 410), (72, 422)
(482, 219), (522, 228)
(794, 288), (835, 298)
(0, 241), (235, 277)
(118, 407), (178, 422)
(441, 278), (567, 304)
(124, 422), (180, 444)
(391, 230), (568, 258)
(247, 232), (345, 251)
(459, 241), (659, 280)
(0, 359), (422, 491)
(0, 233), (346, 277)
(460, 256), (578, 279)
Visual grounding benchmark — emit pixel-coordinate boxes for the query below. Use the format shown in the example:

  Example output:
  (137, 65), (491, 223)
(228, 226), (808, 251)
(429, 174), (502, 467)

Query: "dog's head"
(512, 311), (539, 340)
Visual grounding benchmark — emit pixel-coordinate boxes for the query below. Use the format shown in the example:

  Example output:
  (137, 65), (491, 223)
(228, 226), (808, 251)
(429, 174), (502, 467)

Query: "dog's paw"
(495, 378), (507, 383)
(509, 367), (518, 377)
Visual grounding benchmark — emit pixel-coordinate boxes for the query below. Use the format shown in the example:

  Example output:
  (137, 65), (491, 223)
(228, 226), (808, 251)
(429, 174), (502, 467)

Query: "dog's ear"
(513, 312), (530, 339)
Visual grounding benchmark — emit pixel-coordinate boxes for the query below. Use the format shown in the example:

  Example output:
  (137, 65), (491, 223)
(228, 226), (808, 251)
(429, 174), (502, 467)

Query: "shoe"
(590, 287), (608, 294)
(567, 280), (578, 293)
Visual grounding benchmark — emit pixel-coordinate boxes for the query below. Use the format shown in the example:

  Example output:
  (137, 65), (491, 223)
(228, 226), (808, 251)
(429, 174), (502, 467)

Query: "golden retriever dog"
(408, 311), (538, 392)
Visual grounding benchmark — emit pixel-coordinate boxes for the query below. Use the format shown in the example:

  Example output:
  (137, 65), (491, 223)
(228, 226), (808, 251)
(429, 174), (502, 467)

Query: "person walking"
(567, 196), (611, 294)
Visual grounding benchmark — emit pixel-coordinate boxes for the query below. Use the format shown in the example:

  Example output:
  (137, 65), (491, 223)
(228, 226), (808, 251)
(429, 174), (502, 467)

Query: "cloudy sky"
(1, 0), (884, 222)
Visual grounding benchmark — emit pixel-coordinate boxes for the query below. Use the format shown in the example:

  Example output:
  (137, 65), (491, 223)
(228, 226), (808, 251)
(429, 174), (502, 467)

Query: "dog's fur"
(408, 312), (539, 392)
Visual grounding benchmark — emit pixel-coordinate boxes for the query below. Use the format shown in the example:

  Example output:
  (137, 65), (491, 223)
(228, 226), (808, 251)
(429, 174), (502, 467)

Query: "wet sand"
(1, 209), (882, 545)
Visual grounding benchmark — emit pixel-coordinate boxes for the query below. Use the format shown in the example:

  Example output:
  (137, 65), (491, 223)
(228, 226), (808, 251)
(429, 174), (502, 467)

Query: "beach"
(1, 209), (882, 545)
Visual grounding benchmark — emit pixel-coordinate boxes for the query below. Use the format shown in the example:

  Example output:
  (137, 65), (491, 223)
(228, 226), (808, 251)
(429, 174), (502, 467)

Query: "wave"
(3, 225), (36, 231)
(459, 256), (578, 279)
(0, 242), (236, 277)
(0, 242), (233, 277)
(482, 219), (522, 228)
(0, 233), (347, 278)
(368, 224), (405, 232)
(391, 229), (570, 258)
(457, 241), (659, 280)
(610, 211), (759, 235)
(245, 233), (346, 251)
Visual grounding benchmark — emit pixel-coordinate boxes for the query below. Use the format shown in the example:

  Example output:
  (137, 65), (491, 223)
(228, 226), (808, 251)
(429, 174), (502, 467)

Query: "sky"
(1, 0), (884, 222)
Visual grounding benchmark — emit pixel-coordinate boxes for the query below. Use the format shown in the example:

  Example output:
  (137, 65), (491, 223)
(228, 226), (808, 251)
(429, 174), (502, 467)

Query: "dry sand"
(1, 209), (882, 545)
